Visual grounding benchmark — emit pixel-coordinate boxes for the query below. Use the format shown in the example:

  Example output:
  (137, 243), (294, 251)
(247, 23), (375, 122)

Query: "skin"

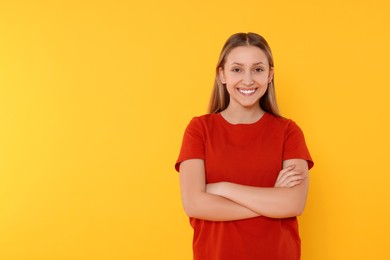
(219, 46), (274, 124)
(179, 46), (309, 221)
(206, 159), (309, 218)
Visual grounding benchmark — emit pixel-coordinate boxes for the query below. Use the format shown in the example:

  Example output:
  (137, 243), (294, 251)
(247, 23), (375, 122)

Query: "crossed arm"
(179, 159), (309, 221)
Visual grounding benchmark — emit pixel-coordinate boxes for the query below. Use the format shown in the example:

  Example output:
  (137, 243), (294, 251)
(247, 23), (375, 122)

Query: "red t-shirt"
(175, 112), (314, 260)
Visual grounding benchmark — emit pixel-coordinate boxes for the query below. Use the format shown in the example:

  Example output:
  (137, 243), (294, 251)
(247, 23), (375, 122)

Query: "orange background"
(1, 0), (389, 259)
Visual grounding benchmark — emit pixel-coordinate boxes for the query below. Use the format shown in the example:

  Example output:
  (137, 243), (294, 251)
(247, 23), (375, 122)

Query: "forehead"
(225, 46), (269, 66)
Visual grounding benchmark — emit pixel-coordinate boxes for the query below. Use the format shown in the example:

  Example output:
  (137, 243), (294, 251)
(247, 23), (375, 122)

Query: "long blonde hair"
(208, 32), (281, 117)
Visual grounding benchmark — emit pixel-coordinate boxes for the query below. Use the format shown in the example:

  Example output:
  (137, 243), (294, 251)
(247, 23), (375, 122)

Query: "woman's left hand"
(274, 165), (306, 188)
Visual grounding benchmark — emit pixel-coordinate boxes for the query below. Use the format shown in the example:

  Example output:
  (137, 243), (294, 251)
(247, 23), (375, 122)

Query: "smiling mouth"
(238, 88), (257, 95)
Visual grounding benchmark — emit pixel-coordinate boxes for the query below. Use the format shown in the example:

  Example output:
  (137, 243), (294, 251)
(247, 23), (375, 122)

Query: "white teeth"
(239, 89), (256, 94)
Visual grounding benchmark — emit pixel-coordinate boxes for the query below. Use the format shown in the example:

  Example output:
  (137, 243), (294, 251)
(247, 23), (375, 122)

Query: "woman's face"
(219, 46), (273, 111)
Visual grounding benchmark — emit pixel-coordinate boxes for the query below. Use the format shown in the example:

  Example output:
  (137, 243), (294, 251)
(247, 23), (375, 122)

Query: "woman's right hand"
(274, 165), (306, 188)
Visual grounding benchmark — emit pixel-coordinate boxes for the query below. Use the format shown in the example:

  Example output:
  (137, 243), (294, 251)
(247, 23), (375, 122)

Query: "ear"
(218, 67), (226, 84)
(268, 67), (274, 83)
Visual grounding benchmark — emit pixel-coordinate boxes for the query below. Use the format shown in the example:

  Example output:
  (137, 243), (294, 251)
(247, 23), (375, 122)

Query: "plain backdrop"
(1, 0), (389, 259)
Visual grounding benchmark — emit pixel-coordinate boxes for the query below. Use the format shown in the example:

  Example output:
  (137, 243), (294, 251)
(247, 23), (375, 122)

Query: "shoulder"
(192, 113), (218, 122)
(266, 114), (300, 131)
(187, 113), (219, 128)
(183, 113), (219, 137)
(265, 114), (307, 142)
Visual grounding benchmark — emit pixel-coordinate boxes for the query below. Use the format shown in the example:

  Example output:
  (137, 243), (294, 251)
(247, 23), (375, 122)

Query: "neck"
(221, 105), (264, 124)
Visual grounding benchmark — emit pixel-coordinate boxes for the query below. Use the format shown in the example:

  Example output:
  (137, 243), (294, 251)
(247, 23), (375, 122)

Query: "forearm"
(182, 190), (260, 221)
(214, 179), (309, 218)
(207, 159), (310, 218)
(179, 159), (260, 221)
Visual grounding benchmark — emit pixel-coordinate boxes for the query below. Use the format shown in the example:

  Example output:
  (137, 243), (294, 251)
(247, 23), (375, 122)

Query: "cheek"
(225, 84), (238, 95)
(255, 75), (271, 85)
(225, 75), (242, 85)
(226, 81), (241, 91)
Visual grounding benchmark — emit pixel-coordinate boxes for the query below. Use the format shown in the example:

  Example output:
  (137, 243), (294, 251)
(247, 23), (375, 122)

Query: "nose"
(242, 72), (254, 86)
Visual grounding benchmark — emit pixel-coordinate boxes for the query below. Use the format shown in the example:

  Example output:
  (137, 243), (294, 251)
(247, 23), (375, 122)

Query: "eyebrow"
(230, 62), (265, 66)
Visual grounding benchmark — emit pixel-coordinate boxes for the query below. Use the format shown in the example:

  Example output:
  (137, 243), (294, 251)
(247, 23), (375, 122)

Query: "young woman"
(175, 32), (314, 260)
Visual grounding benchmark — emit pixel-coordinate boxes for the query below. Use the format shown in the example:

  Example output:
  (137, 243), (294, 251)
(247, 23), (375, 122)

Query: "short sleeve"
(283, 121), (314, 169)
(175, 117), (205, 172)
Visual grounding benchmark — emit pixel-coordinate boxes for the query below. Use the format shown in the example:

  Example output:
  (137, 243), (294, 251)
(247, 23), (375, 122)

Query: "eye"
(254, 67), (265, 72)
(231, 67), (242, 73)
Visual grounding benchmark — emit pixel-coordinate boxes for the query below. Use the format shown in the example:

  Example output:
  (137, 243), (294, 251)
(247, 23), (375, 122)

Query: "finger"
(277, 173), (305, 188)
(276, 165), (295, 182)
(277, 169), (303, 185)
(284, 172), (306, 184)
(286, 179), (304, 188)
